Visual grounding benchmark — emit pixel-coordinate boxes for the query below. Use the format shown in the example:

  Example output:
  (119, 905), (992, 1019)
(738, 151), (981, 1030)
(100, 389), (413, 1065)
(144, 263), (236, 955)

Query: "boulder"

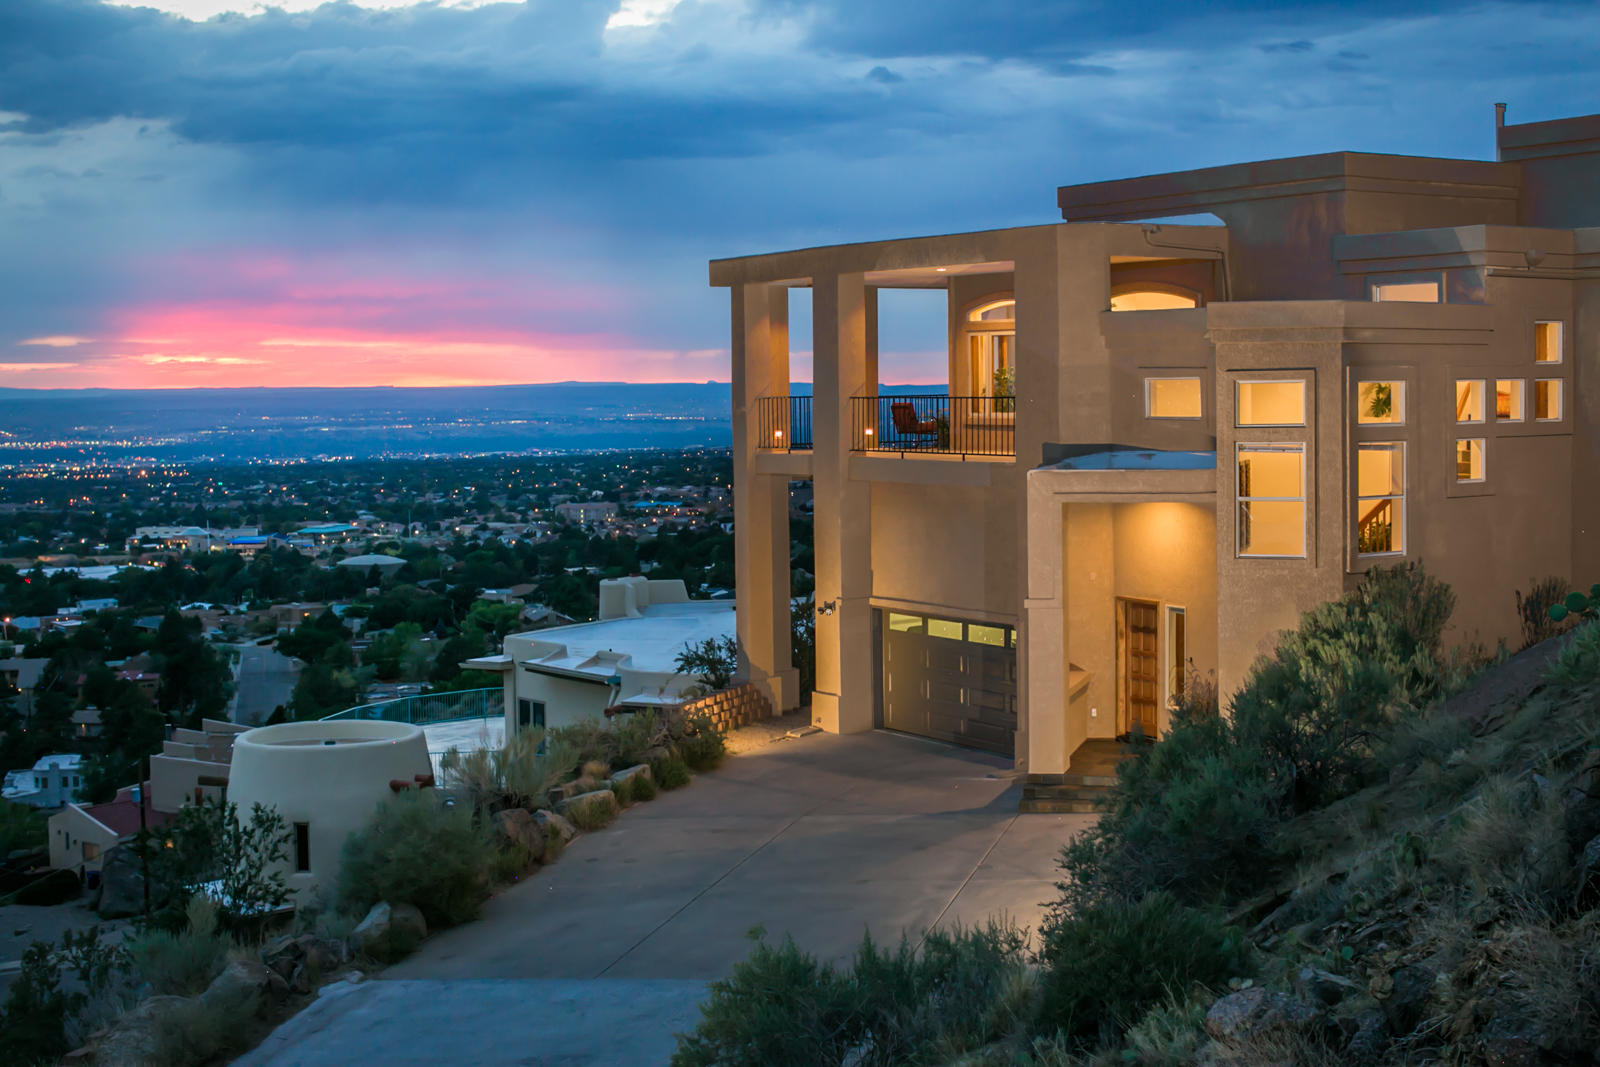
(352, 901), (429, 960)
(1380, 964), (1434, 1033)
(492, 808), (548, 862)
(199, 958), (278, 1014)
(95, 844), (151, 919)
(1293, 965), (1361, 1007)
(557, 789), (619, 826)
(1344, 1009), (1390, 1064)
(533, 809), (577, 843)
(610, 763), (653, 788)
(1205, 987), (1319, 1044)
(549, 776), (605, 805)
(261, 933), (351, 985)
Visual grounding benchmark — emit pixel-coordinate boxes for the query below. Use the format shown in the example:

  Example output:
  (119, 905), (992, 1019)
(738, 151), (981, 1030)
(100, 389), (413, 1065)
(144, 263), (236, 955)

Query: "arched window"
(963, 297), (1014, 414)
(1109, 284), (1201, 312)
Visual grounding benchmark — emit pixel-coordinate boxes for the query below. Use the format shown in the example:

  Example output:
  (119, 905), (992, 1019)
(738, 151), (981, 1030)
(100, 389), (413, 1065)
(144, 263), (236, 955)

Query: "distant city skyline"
(4, 0), (1600, 390)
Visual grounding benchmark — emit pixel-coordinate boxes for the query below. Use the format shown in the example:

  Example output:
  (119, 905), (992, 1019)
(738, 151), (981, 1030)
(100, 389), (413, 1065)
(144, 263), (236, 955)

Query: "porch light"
(864, 428), (873, 435)
(774, 430), (783, 439)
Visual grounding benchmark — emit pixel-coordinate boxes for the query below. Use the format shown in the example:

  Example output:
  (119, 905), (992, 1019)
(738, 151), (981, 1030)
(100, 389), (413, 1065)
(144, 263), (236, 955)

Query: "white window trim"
(1356, 441), (1407, 557)
(1236, 442), (1307, 559)
(1454, 438), (1487, 484)
(1534, 320), (1564, 365)
(1535, 378), (1564, 422)
(1235, 379), (1307, 428)
(1355, 380), (1406, 426)
(1455, 379), (1487, 425)
(1163, 605), (1186, 711)
(1145, 376), (1204, 420)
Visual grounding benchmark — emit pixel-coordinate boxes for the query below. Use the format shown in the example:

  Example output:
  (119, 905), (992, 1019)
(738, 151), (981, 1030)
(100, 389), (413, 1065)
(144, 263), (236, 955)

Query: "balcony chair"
(888, 401), (940, 447)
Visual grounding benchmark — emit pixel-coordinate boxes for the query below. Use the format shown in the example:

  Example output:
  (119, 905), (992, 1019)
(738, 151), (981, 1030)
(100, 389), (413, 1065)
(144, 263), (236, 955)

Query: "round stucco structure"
(227, 720), (432, 897)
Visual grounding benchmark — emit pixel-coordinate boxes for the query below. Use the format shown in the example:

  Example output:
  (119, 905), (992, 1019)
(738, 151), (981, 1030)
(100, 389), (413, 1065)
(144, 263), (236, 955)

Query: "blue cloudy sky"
(2, 0), (1597, 388)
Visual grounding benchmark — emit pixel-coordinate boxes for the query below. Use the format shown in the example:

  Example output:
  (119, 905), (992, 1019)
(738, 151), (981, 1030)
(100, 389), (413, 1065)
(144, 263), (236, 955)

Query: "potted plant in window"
(1362, 382), (1392, 421)
(992, 365), (1016, 413)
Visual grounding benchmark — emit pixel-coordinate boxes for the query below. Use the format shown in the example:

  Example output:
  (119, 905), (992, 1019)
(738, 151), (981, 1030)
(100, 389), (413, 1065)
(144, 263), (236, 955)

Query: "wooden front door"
(1118, 598), (1160, 739)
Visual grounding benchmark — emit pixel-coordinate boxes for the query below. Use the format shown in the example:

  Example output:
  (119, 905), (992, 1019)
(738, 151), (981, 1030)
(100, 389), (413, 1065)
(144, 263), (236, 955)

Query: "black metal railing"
(850, 394), (1015, 457)
(754, 394), (812, 451)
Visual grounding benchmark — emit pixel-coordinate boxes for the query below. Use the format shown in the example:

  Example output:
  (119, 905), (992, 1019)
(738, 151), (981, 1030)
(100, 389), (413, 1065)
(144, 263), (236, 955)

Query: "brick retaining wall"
(677, 683), (773, 732)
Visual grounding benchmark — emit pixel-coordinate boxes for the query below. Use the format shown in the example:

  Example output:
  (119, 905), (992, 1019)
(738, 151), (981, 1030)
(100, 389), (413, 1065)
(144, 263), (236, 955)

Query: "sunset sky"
(4, 0), (1599, 390)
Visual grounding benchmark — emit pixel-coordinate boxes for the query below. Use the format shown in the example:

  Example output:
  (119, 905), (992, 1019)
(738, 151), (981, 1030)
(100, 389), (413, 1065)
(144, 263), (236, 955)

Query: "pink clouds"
(5, 248), (728, 389)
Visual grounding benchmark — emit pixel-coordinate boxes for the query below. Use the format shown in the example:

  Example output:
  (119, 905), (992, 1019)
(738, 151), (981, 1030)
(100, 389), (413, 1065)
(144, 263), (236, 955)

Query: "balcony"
(851, 394), (1015, 458)
(754, 394), (812, 452)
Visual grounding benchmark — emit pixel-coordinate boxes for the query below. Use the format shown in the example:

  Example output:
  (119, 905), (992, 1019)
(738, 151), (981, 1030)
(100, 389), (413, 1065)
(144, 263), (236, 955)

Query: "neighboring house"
(335, 553), (406, 578)
(0, 657), (49, 717)
(715, 106), (1600, 795)
(477, 577), (736, 737)
(48, 786), (176, 879)
(554, 501), (619, 525)
(3, 754), (84, 807)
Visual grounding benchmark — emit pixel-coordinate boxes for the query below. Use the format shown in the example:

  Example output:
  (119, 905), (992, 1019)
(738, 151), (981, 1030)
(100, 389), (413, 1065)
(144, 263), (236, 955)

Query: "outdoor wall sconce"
(817, 599), (837, 616)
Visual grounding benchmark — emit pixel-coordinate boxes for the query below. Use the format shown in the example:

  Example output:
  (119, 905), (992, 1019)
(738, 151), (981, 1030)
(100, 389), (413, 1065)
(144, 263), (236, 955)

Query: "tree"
(675, 636), (739, 693)
(83, 685), (166, 803)
(290, 659), (359, 720)
(140, 798), (292, 930)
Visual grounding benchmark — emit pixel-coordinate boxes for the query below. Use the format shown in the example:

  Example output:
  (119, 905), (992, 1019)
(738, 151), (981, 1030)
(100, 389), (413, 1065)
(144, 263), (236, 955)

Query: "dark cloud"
(1260, 40), (1315, 53)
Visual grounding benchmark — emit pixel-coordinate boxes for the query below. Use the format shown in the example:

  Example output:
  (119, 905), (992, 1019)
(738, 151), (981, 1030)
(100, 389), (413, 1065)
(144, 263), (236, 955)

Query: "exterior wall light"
(774, 430), (783, 439)
(864, 428), (873, 435)
(817, 599), (837, 616)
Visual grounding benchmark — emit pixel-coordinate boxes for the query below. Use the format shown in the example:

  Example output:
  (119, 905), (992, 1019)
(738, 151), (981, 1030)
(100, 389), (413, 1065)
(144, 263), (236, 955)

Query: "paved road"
(230, 644), (300, 725)
(239, 731), (1094, 1065)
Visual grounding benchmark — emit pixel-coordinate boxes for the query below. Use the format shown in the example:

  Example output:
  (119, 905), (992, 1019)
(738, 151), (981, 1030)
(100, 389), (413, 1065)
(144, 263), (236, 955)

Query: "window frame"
(1235, 379), (1307, 428)
(961, 295), (1016, 416)
(1355, 441), (1407, 558)
(1164, 605), (1187, 711)
(1355, 380), (1406, 426)
(1454, 379), (1486, 424)
(1534, 378), (1564, 422)
(1368, 275), (1442, 303)
(1144, 376), (1205, 420)
(1235, 442), (1307, 559)
(1454, 438), (1486, 484)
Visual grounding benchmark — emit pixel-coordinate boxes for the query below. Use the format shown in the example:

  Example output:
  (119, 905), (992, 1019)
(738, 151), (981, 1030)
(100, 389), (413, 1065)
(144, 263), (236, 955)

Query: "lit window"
(1535, 321), (1562, 364)
(1370, 280), (1440, 303)
(1495, 379), (1524, 421)
(887, 612), (924, 633)
(968, 299), (1015, 322)
(1535, 379), (1563, 420)
(927, 618), (962, 641)
(1455, 439), (1485, 483)
(1237, 445), (1305, 558)
(1165, 606), (1186, 707)
(1356, 381), (1404, 425)
(1110, 287), (1199, 311)
(1146, 378), (1203, 419)
(964, 299), (1015, 414)
(1236, 380), (1306, 427)
(1356, 443), (1405, 555)
(967, 624), (1006, 648)
(1455, 380), (1485, 423)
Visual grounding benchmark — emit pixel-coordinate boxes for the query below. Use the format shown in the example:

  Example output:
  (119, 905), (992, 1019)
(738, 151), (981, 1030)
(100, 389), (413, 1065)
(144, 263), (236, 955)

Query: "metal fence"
(322, 687), (500, 727)
(754, 394), (813, 451)
(850, 394), (1015, 457)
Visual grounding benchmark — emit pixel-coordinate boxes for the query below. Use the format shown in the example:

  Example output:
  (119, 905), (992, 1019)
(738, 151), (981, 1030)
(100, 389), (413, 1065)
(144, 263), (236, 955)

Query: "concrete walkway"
(238, 730), (1095, 1065)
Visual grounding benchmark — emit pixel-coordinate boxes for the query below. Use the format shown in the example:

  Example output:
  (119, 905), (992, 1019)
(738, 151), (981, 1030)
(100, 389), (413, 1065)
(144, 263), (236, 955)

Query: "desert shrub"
(1497, 911), (1600, 1058)
(1547, 619), (1600, 691)
(1446, 777), (1573, 914)
(1037, 892), (1246, 1047)
(630, 772), (658, 802)
(612, 708), (665, 767)
(675, 635), (739, 693)
(0, 926), (126, 1063)
(580, 758), (609, 780)
(339, 790), (495, 928)
(1120, 991), (1211, 1067)
(124, 895), (231, 996)
(140, 798), (292, 931)
(652, 754), (692, 790)
(672, 921), (1031, 1067)
(674, 712), (727, 772)
(489, 841), (540, 885)
(547, 718), (614, 768)
(0, 798), (48, 856)
(564, 794), (618, 833)
(1516, 576), (1573, 650)
(440, 728), (581, 812)
(150, 988), (260, 1064)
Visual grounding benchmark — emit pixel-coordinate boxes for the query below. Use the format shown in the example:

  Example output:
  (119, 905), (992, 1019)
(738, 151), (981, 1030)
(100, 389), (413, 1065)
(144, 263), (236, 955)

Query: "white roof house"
(482, 577), (736, 735)
(335, 553), (407, 573)
(3, 753), (85, 808)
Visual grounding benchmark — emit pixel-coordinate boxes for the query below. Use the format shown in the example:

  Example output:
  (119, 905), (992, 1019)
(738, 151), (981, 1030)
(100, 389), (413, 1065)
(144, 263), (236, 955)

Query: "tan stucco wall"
(869, 479), (1018, 621)
(505, 668), (615, 735)
(48, 805), (121, 875)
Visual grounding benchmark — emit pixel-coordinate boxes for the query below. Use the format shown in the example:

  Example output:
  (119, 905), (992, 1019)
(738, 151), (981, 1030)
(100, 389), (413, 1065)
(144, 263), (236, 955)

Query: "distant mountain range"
(0, 383), (737, 466)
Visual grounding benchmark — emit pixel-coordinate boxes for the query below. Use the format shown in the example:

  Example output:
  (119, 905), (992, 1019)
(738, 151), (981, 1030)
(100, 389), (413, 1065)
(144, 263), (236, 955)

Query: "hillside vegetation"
(673, 566), (1600, 1065)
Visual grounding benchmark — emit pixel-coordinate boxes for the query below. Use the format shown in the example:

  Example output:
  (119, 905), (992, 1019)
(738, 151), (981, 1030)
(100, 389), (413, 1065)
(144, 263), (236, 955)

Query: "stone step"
(1018, 784), (1110, 815)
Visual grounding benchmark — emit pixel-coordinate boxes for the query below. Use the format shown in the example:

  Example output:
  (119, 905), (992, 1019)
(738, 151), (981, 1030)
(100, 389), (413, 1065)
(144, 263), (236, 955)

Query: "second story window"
(1535, 321), (1563, 364)
(1455, 380), (1485, 423)
(1357, 443), (1406, 556)
(1145, 377), (1203, 419)
(1370, 278), (1440, 302)
(1236, 380), (1305, 427)
(1237, 444), (1306, 558)
(1496, 379), (1524, 421)
(1535, 379), (1563, 421)
(1357, 381), (1404, 425)
(965, 299), (1014, 416)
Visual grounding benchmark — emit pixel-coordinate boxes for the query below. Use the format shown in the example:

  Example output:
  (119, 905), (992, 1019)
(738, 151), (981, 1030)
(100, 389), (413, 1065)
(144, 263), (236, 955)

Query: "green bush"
(1516, 576), (1573, 650)
(651, 755), (692, 790)
(440, 727), (580, 812)
(488, 841), (540, 885)
(150, 989), (260, 1064)
(675, 712), (727, 772)
(124, 895), (232, 997)
(339, 790), (495, 929)
(1037, 892), (1246, 1047)
(1547, 619), (1600, 691)
(0, 926), (126, 1063)
(629, 773), (658, 802)
(672, 921), (1031, 1067)
(564, 793), (618, 833)
(0, 798), (48, 856)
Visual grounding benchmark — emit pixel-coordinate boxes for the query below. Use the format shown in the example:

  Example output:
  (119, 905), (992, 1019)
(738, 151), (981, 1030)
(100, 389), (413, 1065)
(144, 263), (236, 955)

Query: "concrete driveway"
(238, 730), (1094, 1066)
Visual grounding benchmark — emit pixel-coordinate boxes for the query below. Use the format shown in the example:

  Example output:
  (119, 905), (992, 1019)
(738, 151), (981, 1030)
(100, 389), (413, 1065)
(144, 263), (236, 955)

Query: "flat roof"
(513, 600), (736, 681)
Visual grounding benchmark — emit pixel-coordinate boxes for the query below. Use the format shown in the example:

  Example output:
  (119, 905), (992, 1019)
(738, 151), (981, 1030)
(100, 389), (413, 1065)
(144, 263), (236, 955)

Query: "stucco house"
(714, 105), (1600, 801)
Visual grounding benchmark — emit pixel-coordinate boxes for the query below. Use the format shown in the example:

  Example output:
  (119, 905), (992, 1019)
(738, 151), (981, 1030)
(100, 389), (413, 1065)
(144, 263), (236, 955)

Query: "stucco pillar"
(811, 272), (874, 733)
(731, 283), (798, 712)
(1023, 478), (1068, 776)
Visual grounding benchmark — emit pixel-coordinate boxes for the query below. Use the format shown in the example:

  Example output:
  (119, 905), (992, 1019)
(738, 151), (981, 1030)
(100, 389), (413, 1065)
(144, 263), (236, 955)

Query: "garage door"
(880, 611), (1017, 756)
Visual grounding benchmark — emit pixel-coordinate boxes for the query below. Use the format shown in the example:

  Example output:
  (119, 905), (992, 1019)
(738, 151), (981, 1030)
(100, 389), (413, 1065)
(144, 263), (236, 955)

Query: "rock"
(642, 745), (671, 764)
(549, 776), (604, 804)
(610, 763), (653, 788)
(492, 808), (547, 862)
(199, 958), (277, 1014)
(557, 788), (619, 826)
(352, 901), (428, 960)
(89, 995), (191, 1067)
(95, 844), (152, 919)
(533, 808), (577, 843)
(1344, 1009), (1390, 1064)
(1583, 833), (1600, 872)
(1481, 1013), (1542, 1067)
(1381, 964), (1434, 1033)
(1205, 987), (1319, 1044)
(261, 933), (351, 985)
(1293, 966), (1361, 1007)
